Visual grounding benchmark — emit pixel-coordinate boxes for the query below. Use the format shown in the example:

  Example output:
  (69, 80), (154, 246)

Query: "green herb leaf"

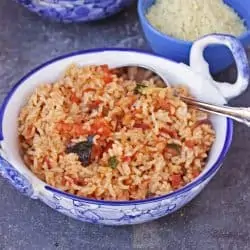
(166, 143), (181, 154)
(108, 156), (118, 169)
(134, 84), (146, 94)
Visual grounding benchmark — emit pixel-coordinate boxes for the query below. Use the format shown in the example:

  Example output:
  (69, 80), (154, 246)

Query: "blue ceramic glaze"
(15, 0), (134, 22)
(138, 0), (250, 73)
(0, 157), (34, 197)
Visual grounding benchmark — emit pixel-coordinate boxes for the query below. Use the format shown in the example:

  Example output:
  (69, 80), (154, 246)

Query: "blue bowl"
(15, 0), (134, 23)
(138, 0), (250, 73)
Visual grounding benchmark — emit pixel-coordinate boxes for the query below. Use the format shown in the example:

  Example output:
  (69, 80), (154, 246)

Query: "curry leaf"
(166, 143), (181, 154)
(134, 84), (146, 94)
(66, 135), (94, 166)
(108, 156), (118, 169)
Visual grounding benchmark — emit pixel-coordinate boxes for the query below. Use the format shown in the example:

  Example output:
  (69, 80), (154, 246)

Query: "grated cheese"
(146, 0), (247, 41)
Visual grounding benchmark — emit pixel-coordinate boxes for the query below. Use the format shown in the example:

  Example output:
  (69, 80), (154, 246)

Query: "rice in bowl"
(18, 64), (215, 201)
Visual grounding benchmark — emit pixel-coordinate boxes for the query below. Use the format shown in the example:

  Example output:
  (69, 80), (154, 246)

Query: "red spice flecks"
(171, 174), (182, 189)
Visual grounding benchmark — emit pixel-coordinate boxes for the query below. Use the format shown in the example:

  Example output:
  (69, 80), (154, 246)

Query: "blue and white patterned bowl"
(0, 34), (249, 225)
(15, 0), (134, 22)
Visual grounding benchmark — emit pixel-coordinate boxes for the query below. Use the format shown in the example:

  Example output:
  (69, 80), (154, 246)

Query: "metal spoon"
(114, 65), (250, 127)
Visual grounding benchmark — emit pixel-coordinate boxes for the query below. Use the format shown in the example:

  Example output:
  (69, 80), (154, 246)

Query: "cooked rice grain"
(18, 64), (215, 201)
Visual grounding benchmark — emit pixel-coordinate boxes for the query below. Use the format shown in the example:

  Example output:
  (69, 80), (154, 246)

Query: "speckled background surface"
(1, 1), (250, 250)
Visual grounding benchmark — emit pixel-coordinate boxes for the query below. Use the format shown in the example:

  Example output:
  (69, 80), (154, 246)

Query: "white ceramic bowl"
(0, 34), (249, 225)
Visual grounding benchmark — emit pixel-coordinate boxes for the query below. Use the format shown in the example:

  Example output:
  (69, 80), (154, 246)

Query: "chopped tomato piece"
(101, 126), (112, 137)
(157, 99), (171, 110)
(185, 140), (196, 148)
(88, 100), (102, 109)
(44, 156), (52, 169)
(72, 177), (80, 185)
(61, 178), (66, 186)
(171, 174), (182, 188)
(72, 124), (88, 136)
(91, 118), (112, 136)
(131, 152), (137, 160)
(160, 127), (178, 138)
(192, 169), (200, 178)
(70, 93), (81, 104)
(134, 122), (151, 130)
(91, 144), (103, 160)
(98, 64), (113, 84)
(103, 141), (113, 153)
(56, 122), (73, 133)
(100, 64), (110, 73)
(103, 74), (113, 84)
(56, 122), (88, 136)
(122, 156), (132, 163)
(25, 125), (34, 139)
(83, 88), (96, 93)
(65, 176), (80, 185)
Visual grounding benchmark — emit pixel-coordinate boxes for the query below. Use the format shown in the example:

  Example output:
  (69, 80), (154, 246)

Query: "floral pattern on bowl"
(0, 157), (34, 197)
(15, 0), (134, 22)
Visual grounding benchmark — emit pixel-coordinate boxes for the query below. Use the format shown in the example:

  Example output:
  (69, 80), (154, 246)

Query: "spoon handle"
(180, 96), (250, 126)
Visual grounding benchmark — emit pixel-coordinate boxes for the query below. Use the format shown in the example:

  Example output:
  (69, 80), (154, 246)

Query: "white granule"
(146, 0), (246, 41)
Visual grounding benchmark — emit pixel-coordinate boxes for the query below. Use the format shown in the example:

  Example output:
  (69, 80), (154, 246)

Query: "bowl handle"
(190, 34), (250, 100)
(0, 145), (35, 198)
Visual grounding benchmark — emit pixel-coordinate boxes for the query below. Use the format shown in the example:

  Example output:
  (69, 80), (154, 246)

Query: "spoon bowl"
(114, 65), (250, 127)
(113, 64), (169, 87)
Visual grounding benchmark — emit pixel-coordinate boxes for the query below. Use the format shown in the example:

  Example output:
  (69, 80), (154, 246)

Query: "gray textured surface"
(1, 1), (250, 250)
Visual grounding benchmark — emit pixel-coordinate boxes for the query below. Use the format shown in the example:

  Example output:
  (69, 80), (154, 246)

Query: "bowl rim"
(0, 48), (233, 205)
(137, 0), (250, 45)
